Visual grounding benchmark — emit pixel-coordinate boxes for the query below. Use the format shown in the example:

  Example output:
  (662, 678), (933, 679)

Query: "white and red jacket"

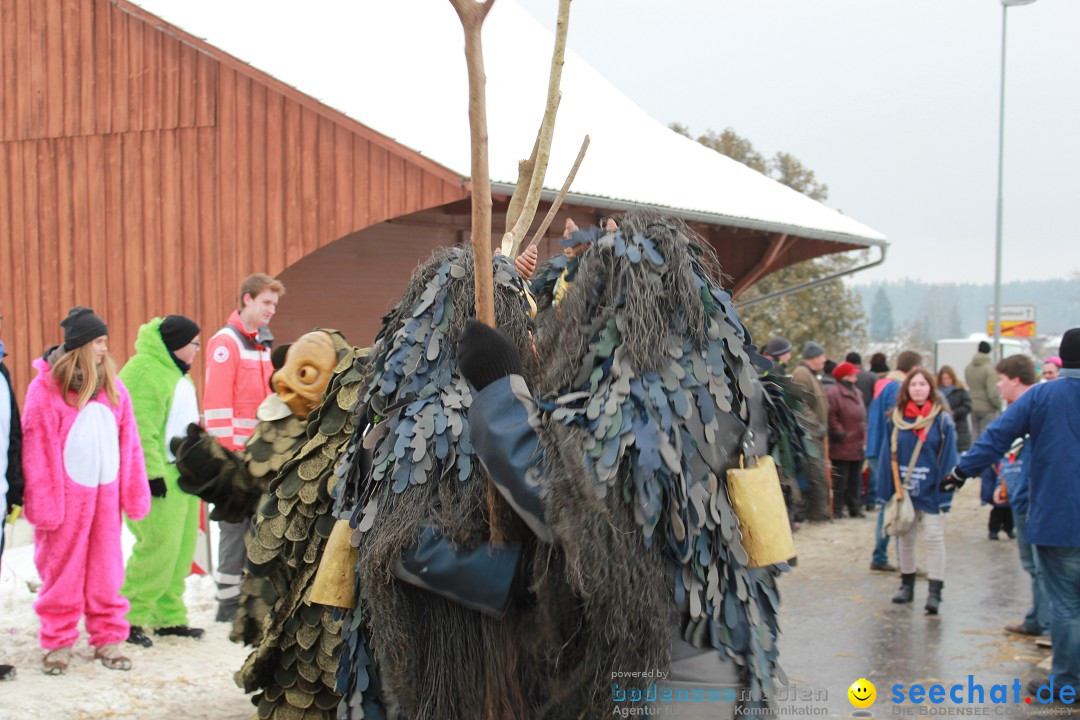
(203, 310), (272, 452)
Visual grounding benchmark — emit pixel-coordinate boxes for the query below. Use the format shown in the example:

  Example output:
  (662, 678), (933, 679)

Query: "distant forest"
(854, 278), (1080, 341)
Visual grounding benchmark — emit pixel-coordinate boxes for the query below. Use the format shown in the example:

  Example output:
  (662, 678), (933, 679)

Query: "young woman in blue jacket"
(876, 368), (959, 614)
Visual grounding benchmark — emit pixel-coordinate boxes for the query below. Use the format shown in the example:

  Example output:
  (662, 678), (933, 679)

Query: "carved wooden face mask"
(272, 331), (336, 419)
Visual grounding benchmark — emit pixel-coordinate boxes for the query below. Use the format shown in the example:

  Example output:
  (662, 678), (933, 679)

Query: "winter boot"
(155, 626), (205, 640)
(925, 580), (944, 615)
(126, 626), (153, 648)
(892, 573), (915, 604)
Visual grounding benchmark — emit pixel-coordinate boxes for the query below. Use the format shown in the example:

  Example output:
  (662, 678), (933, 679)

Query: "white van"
(934, 335), (1028, 374)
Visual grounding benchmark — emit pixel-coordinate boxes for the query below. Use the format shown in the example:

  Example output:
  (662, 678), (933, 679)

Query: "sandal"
(94, 643), (132, 671)
(42, 646), (73, 675)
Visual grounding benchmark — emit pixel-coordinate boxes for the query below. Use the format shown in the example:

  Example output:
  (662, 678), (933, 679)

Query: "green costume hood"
(118, 317), (186, 481)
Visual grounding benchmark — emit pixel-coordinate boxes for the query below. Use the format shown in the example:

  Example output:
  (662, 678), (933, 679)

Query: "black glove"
(148, 478), (168, 498)
(939, 467), (968, 493)
(170, 422), (205, 457)
(456, 321), (523, 391)
(173, 425), (227, 493)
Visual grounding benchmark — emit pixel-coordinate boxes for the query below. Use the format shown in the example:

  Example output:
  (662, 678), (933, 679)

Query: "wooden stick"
(450, 0), (496, 327)
(500, 0), (571, 258)
(504, 135), (539, 233)
(527, 134), (589, 249)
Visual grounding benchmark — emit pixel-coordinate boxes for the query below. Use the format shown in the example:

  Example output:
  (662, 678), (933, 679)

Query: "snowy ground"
(0, 487), (1049, 718)
(1, 520), (254, 720)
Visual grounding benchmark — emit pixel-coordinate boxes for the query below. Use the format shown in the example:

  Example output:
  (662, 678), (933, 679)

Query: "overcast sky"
(516, 0), (1079, 284)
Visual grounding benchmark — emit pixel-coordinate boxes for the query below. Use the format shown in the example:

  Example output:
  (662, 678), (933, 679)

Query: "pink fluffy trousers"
(33, 496), (129, 649)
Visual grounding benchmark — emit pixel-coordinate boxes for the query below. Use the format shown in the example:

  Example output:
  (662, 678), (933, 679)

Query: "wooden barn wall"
(273, 218), (466, 350)
(0, 0), (467, 400)
(270, 206), (868, 353)
(275, 208), (532, 348)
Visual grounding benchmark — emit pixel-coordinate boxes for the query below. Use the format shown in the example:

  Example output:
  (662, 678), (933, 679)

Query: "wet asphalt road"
(771, 489), (1053, 720)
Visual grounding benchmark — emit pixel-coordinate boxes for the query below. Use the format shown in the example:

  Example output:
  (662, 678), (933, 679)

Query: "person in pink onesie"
(21, 307), (150, 675)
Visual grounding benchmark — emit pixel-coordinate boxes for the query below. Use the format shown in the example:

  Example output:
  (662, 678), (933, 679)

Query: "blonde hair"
(52, 343), (119, 408)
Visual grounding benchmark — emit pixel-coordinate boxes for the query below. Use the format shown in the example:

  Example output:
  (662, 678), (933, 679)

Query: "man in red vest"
(204, 273), (284, 622)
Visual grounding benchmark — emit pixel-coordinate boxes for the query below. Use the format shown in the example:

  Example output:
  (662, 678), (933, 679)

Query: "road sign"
(987, 305), (1036, 338)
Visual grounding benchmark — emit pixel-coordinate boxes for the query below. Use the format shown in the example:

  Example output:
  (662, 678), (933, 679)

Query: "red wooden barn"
(0, 0), (886, 400)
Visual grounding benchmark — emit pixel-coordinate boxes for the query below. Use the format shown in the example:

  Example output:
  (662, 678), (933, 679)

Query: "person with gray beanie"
(792, 340), (831, 521)
(763, 336), (794, 372)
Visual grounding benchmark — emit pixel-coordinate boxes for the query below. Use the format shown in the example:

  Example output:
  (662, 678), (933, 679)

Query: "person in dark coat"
(937, 365), (973, 452)
(821, 359), (838, 391)
(869, 353), (890, 377)
(980, 464), (1014, 540)
(828, 361), (867, 518)
(848, 352), (875, 411)
(763, 335), (793, 373)
(0, 308), (24, 682)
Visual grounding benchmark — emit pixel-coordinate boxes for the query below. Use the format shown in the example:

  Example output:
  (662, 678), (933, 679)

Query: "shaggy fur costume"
(334, 247), (537, 720)
(335, 215), (795, 718)
(512, 210), (786, 716)
(22, 356), (149, 649)
(236, 331), (362, 720)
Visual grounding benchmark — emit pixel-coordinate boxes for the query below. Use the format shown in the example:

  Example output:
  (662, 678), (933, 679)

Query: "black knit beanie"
(61, 306), (108, 351)
(1059, 328), (1080, 369)
(978, 341), (992, 354)
(159, 315), (201, 352)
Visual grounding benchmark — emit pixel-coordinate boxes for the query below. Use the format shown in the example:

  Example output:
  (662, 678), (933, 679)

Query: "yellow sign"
(848, 678), (877, 709)
(986, 320), (1035, 338)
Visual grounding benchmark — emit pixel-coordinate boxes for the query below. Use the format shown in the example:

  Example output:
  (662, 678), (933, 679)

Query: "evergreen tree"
(870, 287), (895, 342)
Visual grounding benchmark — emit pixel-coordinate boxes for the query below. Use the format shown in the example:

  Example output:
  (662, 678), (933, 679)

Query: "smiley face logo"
(848, 678), (876, 708)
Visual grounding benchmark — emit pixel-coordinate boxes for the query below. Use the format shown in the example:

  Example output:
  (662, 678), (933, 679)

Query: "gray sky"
(516, 0), (1080, 284)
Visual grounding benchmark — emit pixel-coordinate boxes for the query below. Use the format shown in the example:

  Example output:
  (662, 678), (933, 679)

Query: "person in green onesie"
(119, 315), (204, 647)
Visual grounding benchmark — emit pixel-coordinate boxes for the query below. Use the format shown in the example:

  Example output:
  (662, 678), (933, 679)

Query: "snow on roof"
(128, 0), (887, 247)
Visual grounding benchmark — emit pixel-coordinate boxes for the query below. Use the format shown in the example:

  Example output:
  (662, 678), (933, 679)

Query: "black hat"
(763, 336), (793, 359)
(978, 341), (992, 354)
(845, 352), (862, 365)
(61, 306), (108, 351)
(1060, 328), (1080, 369)
(159, 315), (200, 352)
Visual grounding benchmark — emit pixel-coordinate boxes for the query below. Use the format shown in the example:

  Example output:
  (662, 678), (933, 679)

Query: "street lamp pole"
(992, 4), (1008, 359)
(994, 0), (1038, 358)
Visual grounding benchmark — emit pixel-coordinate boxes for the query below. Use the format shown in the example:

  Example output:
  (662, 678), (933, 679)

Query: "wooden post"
(450, 0), (496, 327)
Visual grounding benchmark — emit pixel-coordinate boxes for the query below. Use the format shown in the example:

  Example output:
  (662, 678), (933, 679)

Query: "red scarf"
(903, 401), (934, 442)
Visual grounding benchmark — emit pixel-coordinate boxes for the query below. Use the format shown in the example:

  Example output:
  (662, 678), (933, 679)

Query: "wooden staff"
(450, 0), (496, 327)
